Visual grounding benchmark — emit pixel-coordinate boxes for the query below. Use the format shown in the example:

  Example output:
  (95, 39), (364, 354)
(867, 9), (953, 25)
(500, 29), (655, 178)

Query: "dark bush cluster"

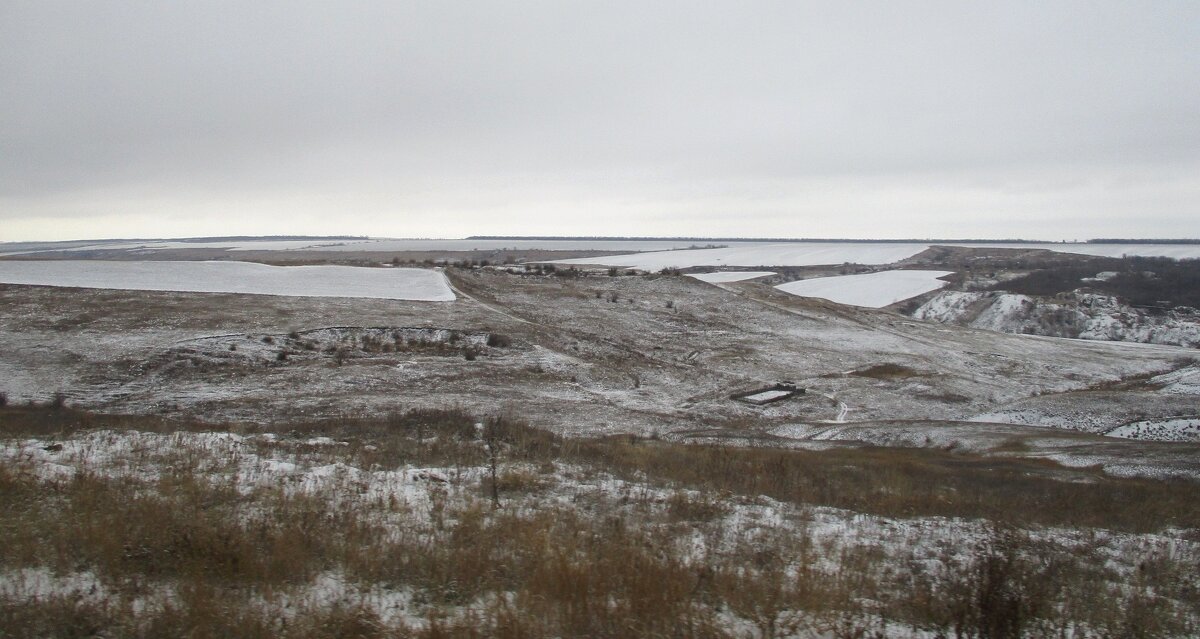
(992, 256), (1200, 308)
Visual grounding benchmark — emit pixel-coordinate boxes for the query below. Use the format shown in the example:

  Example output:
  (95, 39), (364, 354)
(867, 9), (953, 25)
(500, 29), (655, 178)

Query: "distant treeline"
(1087, 239), (1200, 244)
(174, 235), (368, 242)
(466, 236), (1056, 244)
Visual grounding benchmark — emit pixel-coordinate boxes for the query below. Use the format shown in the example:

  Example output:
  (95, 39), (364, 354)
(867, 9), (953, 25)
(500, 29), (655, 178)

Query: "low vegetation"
(2, 406), (1198, 637)
(988, 256), (1200, 309)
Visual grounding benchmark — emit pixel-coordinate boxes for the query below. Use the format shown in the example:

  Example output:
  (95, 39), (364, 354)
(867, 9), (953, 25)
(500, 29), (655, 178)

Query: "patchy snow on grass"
(774, 270), (954, 308)
(1152, 366), (1200, 395)
(1107, 418), (1200, 442)
(0, 260), (455, 301)
(687, 271), (776, 283)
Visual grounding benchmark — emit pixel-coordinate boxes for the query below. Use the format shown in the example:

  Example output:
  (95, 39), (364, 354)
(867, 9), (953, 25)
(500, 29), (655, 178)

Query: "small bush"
(464, 349), (477, 361)
(261, 335), (274, 345)
(850, 363), (921, 379)
(0, 392), (6, 408)
(276, 350), (289, 362)
(486, 333), (512, 348)
(50, 391), (67, 410)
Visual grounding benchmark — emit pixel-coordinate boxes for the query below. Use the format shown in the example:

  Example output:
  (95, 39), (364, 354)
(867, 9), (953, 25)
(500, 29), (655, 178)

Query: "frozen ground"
(3, 267), (1198, 477)
(0, 260), (455, 301)
(774, 270), (954, 308)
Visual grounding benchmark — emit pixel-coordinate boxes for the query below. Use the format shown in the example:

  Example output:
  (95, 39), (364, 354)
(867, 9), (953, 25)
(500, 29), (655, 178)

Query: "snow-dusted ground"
(774, 270), (953, 308)
(0, 260), (455, 301)
(1106, 418), (1200, 442)
(687, 271), (776, 283)
(2, 427), (1195, 637)
(914, 291), (1200, 348)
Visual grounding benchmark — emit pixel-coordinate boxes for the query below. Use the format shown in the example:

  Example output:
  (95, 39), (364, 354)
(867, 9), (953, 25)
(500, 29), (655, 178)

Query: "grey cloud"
(1, 1), (1198, 238)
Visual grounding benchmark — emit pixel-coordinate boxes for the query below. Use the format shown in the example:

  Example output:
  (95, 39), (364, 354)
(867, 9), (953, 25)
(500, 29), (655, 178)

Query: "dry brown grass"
(575, 437), (1200, 532)
(2, 407), (1199, 637)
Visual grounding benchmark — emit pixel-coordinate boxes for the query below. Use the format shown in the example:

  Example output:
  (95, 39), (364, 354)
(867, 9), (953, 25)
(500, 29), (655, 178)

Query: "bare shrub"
(486, 333), (512, 347)
(849, 363), (921, 379)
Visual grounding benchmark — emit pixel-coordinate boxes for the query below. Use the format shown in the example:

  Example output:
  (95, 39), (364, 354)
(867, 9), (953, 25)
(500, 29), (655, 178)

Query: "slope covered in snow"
(914, 291), (1200, 348)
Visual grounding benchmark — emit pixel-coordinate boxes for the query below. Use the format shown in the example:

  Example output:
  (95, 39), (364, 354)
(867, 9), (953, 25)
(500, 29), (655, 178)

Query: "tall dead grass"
(2, 407), (1199, 636)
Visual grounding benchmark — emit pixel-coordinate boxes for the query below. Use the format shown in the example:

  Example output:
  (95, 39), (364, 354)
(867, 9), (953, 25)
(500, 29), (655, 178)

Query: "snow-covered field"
(687, 271), (776, 283)
(0, 238), (744, 256)
(0, 260), (455, 301)
(549, 242), (1200, 270)
(551, 242), (934, 269)
(0, 238), (371, 255)
(8, 237), (1200, 263)
(774, 270), (953, 308)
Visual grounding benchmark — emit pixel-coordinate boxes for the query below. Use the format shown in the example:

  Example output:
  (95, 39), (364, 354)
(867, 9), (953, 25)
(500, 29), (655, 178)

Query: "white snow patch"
(742, 389), (792, 402)
(0, 260), (455, 301)
(687, 271), (776, 283)
(774, 270), (954, 308)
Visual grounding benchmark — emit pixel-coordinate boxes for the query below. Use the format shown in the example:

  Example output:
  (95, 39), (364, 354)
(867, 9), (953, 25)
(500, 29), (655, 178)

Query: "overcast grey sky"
(2, 1), (1197, 241)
